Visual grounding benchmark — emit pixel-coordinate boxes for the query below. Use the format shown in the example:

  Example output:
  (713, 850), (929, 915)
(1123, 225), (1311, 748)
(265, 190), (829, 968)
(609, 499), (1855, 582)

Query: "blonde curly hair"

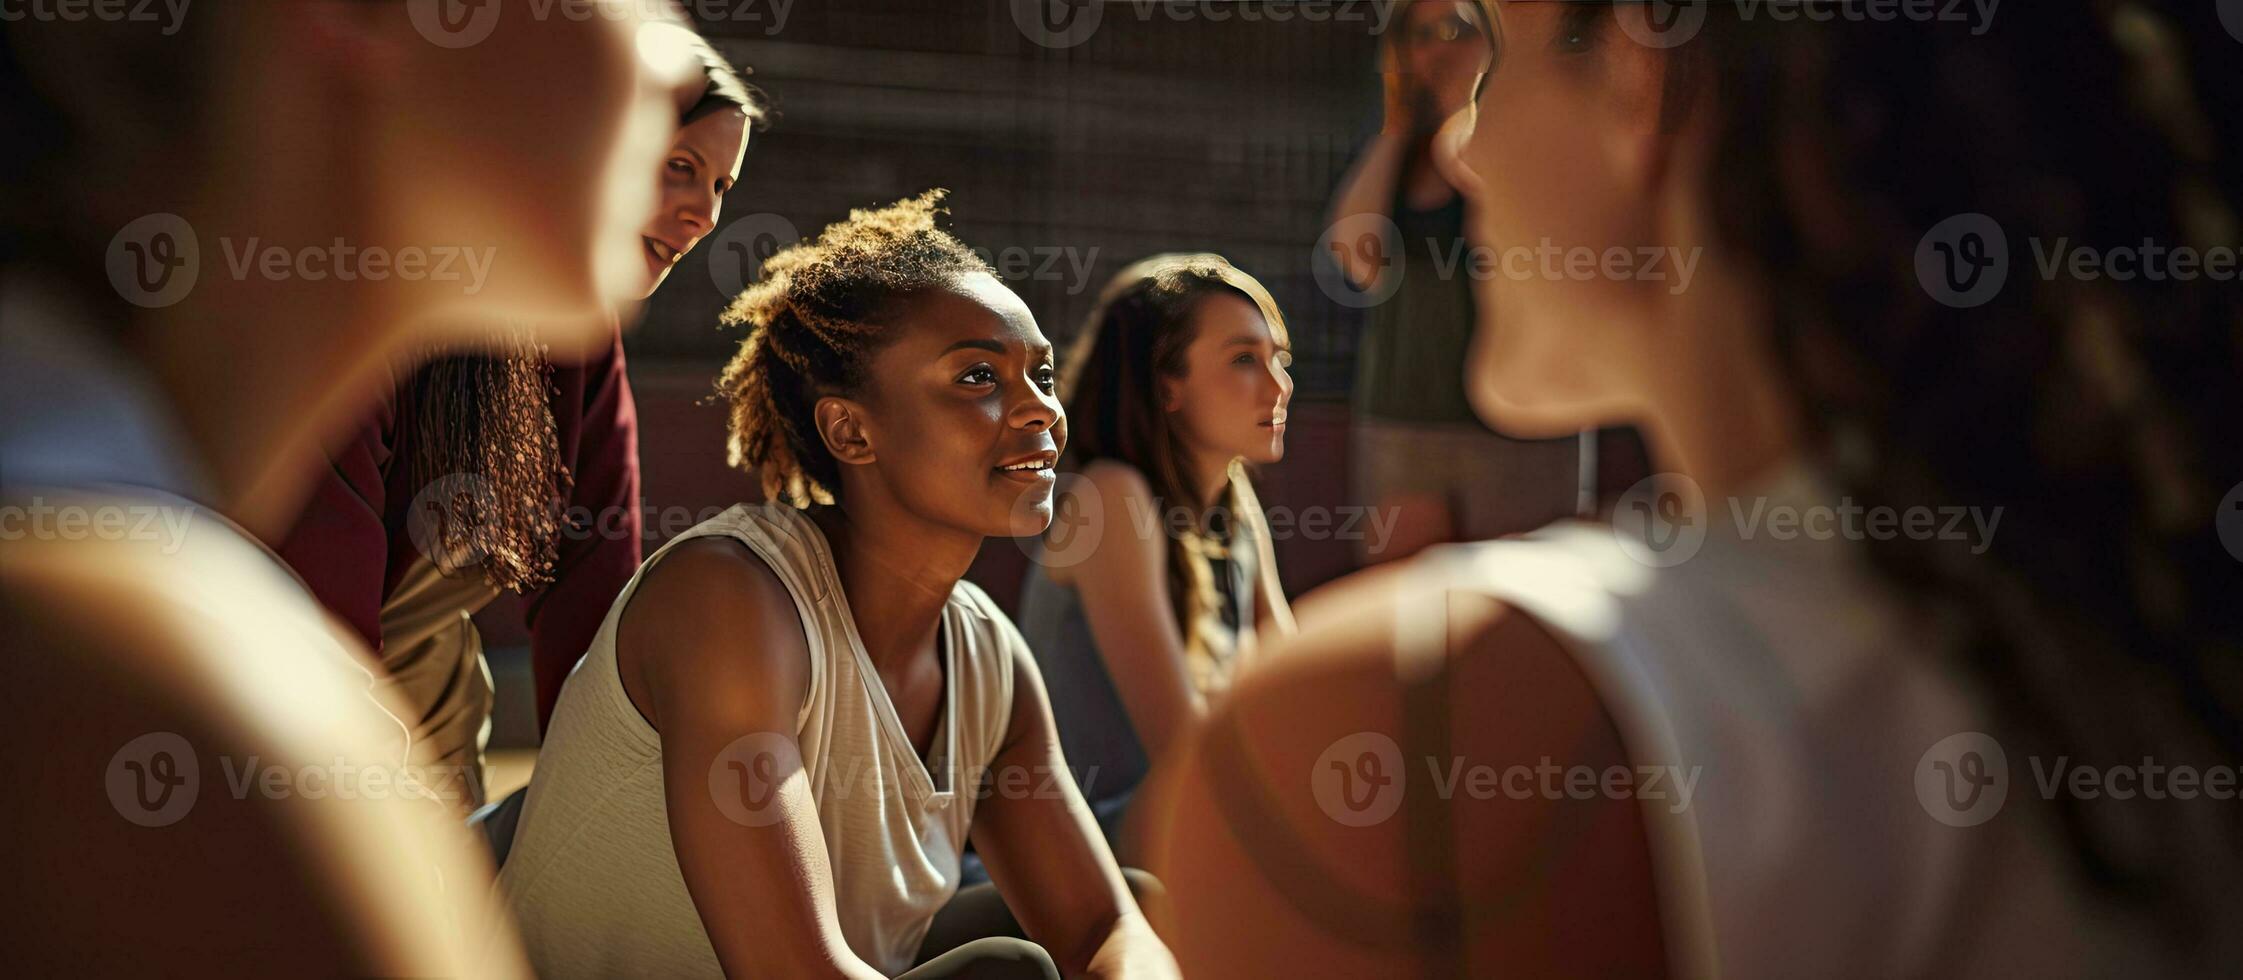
(715, 189), (992, 507)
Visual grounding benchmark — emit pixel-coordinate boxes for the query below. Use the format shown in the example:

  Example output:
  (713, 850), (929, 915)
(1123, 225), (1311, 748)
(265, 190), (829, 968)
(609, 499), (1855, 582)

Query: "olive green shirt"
(1352, 193), (1482, 425)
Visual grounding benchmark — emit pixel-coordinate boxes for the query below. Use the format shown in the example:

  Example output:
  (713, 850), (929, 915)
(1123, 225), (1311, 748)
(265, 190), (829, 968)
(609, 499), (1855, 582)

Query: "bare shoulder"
(0, 553), (524, 977)
(617, 534), (812, 730)
(1045, 459), (1164, 578)
(1078, 457), (1155, 500)
(1147, 567), (1667, 974)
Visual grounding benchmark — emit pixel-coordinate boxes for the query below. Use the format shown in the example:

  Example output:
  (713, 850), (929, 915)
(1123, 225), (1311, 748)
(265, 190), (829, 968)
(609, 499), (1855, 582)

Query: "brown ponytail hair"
(1058, 253), (1290, 662)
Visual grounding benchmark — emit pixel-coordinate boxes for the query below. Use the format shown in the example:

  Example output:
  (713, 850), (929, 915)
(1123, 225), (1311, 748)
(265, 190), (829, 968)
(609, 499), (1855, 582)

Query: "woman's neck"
(1182, 449), (1234, 511)
(810, 498), (981, 670)
(1639, 276), (1806, 503)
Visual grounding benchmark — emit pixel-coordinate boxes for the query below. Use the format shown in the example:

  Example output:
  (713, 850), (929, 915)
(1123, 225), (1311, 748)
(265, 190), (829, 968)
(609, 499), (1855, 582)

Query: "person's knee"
(933, 937), (1058, 980)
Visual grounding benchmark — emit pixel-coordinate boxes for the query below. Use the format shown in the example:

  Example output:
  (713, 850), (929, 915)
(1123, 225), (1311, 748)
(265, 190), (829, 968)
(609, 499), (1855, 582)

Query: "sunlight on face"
(1167, 293), (1294, 467)
(854, 273), (1067, 538)
(638, 108), (751, 299)
(1440, 1), (1665, 437)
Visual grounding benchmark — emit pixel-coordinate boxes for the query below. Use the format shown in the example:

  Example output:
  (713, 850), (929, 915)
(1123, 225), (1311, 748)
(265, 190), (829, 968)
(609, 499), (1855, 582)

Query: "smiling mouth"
(643, 236), (684, 267)
(1260, 416), (1288, 427)
(995, 450), (1058, 477)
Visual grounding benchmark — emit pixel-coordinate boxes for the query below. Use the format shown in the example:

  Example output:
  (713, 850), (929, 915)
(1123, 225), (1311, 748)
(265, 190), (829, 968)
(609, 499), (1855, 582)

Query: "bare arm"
(1060, 462), (1204, 768)
(3, 547), (528, 978)
(619, 537), (884, 980)
(970, 639), (1179, 980)
(1323, 42), (1413, 290)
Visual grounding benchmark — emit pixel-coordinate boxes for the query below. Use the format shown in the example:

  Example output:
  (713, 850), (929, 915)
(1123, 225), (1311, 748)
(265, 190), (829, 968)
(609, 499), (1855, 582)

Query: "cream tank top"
(498, 503), (1018, 977)
(1417, 464), (2175, 979)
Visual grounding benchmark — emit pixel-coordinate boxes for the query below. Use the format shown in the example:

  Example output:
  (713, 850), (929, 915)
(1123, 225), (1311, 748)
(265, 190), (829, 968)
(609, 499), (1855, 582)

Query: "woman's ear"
(815, 396), (876, 466)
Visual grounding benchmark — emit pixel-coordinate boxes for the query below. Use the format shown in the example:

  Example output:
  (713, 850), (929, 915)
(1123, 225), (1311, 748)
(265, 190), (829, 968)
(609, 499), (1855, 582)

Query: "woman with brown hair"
(1150, 2), (2243, 976)
(1017, 253), (1297, 860)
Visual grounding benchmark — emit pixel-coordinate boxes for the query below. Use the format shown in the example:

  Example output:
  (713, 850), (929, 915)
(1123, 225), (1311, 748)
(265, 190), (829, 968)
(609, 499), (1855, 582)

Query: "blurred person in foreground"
(272, 32), (765, 813)
(0, 2), (697, 973)
(1148, 2), (2243, 976)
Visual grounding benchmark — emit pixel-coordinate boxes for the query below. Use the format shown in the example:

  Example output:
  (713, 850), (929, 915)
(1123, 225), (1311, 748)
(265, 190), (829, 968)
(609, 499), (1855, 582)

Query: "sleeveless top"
(498, 503), (1019, 977)
(1351, 187), (1482, 426)
(1405, 464), (2166, 978)
(1018, 470), (1266, 829)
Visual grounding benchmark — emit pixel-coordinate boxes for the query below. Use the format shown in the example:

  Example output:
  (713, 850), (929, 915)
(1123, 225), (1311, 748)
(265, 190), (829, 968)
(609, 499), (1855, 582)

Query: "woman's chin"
(996, 483), (1056, 538)
(636, 260), (670, 300)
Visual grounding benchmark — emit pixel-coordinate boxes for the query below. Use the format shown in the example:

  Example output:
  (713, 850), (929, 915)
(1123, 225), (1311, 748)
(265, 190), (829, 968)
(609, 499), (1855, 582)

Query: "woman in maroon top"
(274, 35), (763, 811)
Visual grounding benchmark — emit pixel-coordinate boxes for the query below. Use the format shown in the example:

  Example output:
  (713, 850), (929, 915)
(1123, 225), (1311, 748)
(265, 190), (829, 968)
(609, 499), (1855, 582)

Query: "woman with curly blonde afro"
(501, 190), (1178, 980)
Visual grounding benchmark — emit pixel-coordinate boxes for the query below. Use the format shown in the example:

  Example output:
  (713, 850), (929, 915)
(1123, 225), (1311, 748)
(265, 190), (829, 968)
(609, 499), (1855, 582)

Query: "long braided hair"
(715, 190), (994, 508)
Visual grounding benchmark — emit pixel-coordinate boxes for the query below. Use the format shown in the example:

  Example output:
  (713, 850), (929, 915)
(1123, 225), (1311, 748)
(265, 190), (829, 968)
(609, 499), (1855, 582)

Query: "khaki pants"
(373, 557), (498, 815)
